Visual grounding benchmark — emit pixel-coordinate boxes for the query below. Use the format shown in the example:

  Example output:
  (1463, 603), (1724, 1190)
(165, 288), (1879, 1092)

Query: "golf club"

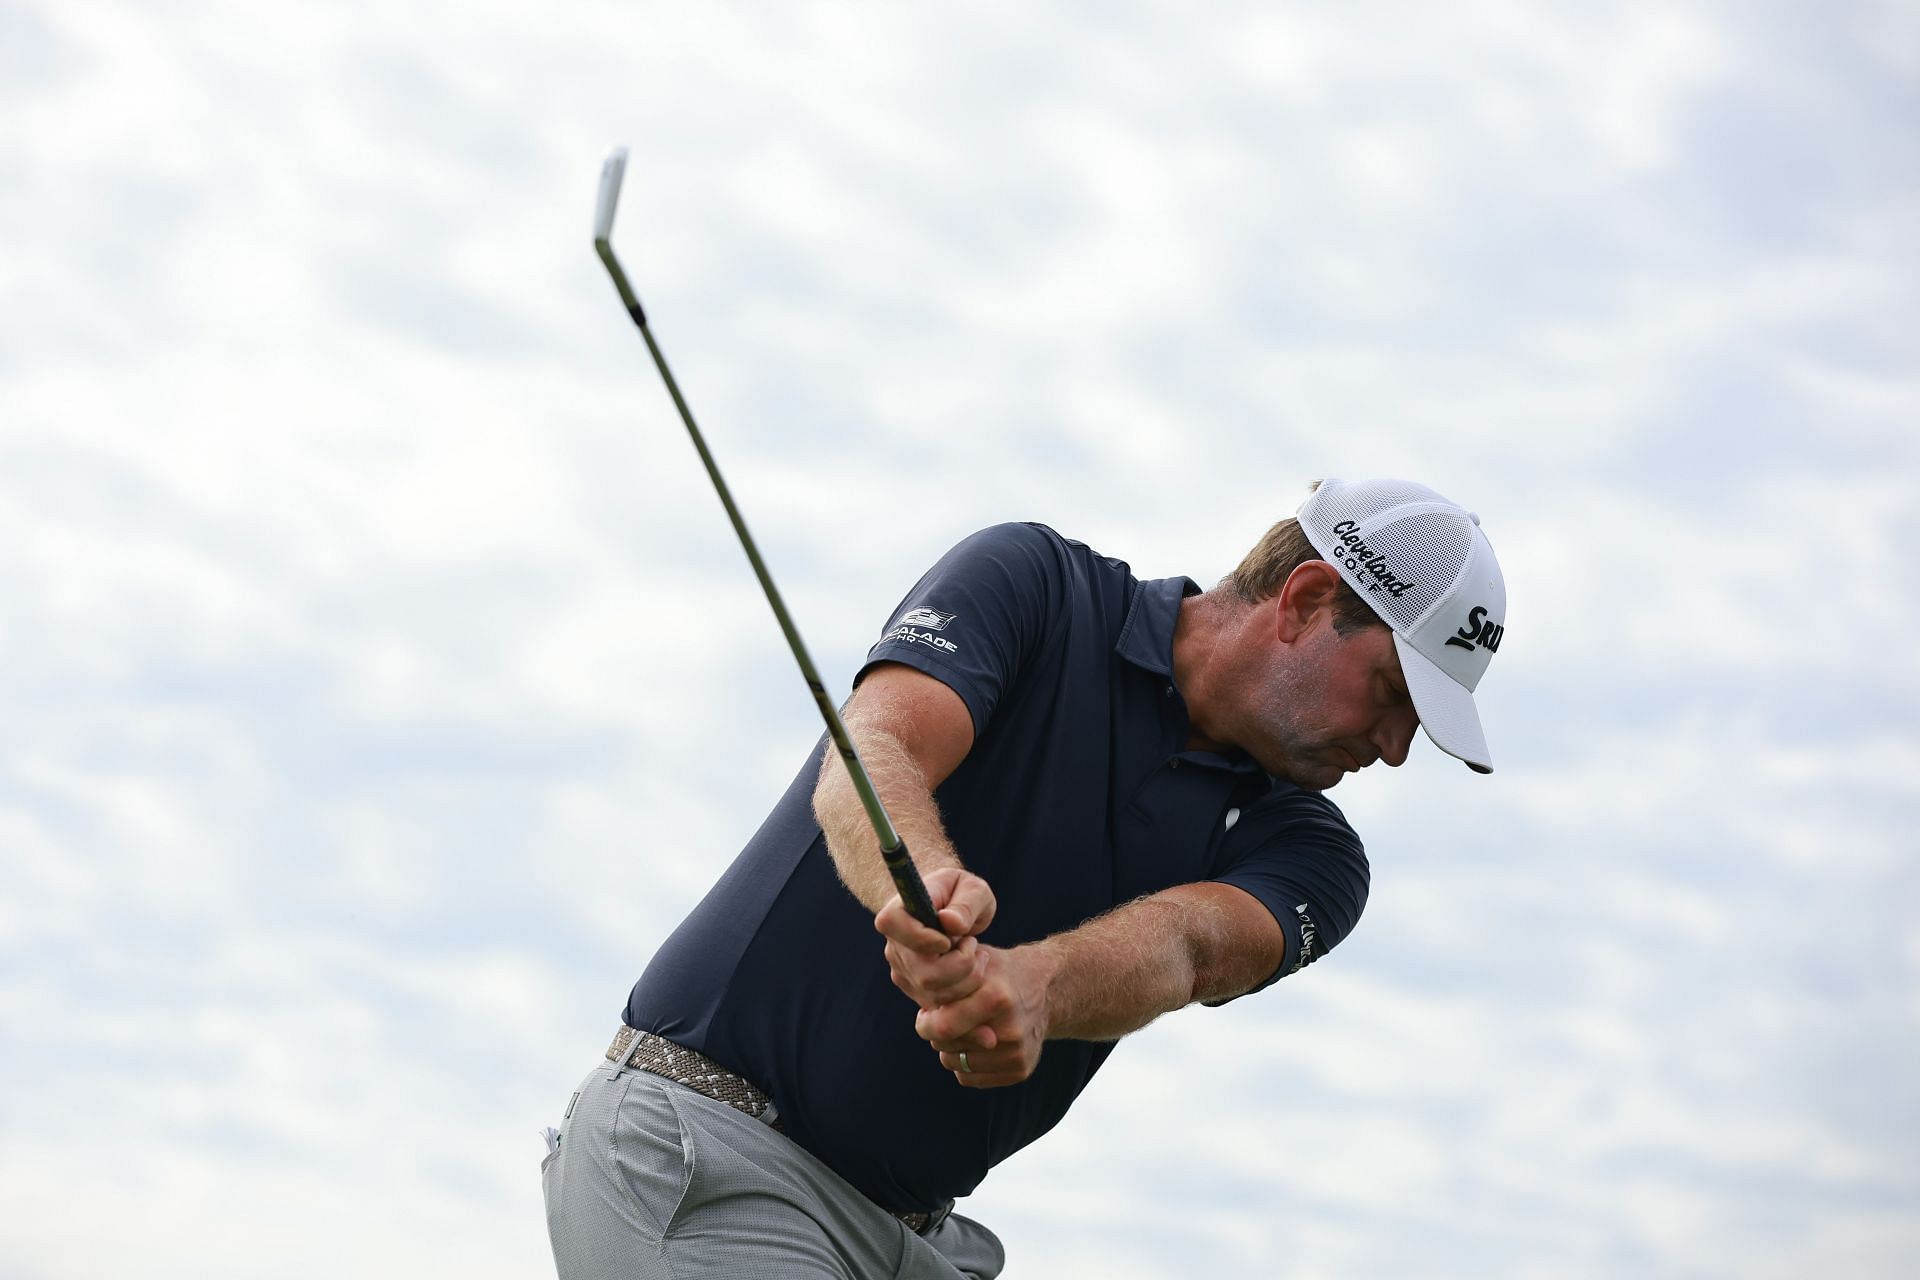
(592, 145), (942, 933)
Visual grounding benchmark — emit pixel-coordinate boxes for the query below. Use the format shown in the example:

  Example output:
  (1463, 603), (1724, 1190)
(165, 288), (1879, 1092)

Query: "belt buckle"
(904, 1199), (953, 1236)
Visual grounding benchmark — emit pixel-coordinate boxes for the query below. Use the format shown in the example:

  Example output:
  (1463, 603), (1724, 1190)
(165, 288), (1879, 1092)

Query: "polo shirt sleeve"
(855, 522), (1067, 739)
(1205, 784), (1371, 1003)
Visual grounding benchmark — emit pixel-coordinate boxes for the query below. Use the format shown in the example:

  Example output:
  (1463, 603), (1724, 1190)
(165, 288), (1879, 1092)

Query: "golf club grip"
(882, 836), (943, 932)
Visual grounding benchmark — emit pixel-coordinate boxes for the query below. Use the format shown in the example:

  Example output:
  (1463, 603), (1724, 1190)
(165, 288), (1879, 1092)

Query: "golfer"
(542, 478), (1507, 1278)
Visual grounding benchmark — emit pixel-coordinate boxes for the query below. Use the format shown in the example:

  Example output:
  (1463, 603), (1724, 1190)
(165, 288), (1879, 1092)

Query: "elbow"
(1149, 896), (1220, 1010)
(1181, 900), (1266, 1008)
(1185, 946), (1233, 1008)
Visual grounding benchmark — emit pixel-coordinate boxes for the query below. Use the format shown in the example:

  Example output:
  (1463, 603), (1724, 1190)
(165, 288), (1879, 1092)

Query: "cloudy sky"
(3, 1), (1915, 1276)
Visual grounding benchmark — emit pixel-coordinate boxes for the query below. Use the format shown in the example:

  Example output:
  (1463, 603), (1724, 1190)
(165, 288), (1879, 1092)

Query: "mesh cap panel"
(1342, 510), (1472, 631)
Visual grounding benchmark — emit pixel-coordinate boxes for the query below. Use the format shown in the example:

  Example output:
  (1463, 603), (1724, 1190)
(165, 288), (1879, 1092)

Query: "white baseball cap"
(1297, 478), (1507, 774)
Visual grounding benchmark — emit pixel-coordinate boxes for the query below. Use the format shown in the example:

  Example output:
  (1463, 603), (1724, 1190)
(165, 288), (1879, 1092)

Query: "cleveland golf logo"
(1329, 520), (1417, 597)
(1445, 605), (1504, 654)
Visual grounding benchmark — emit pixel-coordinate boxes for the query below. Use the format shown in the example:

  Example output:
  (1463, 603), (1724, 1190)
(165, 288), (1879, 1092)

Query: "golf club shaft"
(593, 158), (940, 932)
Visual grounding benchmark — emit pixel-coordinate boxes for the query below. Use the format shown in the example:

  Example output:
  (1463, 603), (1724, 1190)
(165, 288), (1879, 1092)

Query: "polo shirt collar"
(1115, 575), (1201, 677)
(1117, 576), (1267, 780)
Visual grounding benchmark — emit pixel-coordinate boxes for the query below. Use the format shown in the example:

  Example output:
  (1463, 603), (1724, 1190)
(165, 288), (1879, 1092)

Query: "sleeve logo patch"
(886, 606), (960, 654)
(1288, 902), (1321, 975)
(899, 606), (955, 630)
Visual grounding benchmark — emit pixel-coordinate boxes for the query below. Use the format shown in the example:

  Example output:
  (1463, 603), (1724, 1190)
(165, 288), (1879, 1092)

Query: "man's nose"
(1375, 709), (1417, 767)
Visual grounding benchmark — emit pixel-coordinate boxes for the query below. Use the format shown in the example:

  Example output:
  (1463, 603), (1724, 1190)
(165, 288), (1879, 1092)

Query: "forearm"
(1025, 889), (1249, 1042)
(812, 723), (962, 914)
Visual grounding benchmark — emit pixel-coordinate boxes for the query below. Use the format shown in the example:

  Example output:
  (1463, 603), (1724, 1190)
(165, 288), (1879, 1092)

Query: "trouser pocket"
(609, 1071), (698, 1238)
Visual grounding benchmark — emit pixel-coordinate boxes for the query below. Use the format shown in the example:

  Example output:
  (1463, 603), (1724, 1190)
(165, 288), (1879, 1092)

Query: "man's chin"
(1277, 760), (1346, 792)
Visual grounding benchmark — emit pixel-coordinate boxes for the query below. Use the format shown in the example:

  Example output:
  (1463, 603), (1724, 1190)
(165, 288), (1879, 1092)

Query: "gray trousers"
(542, 1059), (1005, 1279)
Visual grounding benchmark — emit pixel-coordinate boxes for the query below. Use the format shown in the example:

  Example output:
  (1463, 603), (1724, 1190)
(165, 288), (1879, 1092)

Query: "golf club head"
(595, 146), (629, 246)
(594, 146), (643, 318)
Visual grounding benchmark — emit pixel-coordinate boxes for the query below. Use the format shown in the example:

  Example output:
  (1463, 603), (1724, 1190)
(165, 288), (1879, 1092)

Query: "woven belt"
(607, 1026), (780, 1125)
(605, 1027), (950, 1235)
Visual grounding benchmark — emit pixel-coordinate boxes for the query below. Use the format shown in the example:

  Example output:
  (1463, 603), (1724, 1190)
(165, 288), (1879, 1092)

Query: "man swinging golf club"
(542, 468), (1509, 1276)
(548, 150), (1508, 1276)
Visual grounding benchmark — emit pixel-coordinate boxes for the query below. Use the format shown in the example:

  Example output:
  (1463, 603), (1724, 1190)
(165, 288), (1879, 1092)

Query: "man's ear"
(1274, 561), (1342, 643)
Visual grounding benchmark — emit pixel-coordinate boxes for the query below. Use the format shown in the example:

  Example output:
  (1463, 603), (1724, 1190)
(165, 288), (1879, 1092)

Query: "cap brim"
(1393, 633), (1493, 774)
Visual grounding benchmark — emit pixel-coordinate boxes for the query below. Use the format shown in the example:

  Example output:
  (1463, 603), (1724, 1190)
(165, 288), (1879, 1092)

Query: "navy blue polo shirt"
(624, 522), (1369, 1212)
